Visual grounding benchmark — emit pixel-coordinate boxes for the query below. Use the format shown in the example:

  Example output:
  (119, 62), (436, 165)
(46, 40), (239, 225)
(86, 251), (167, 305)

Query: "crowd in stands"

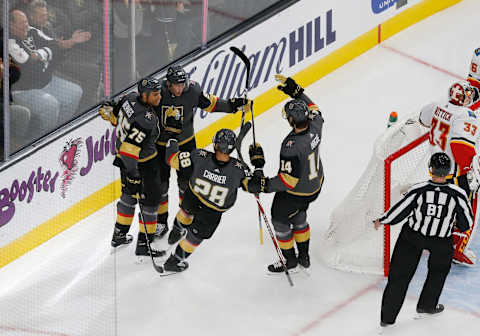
(0, 0), (278, 158)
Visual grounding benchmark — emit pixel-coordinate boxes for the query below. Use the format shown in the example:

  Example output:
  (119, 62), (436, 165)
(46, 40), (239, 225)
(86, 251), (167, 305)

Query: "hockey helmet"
(166, 65), (188, 84)
(429, 152), (451, 177)
(282, 99), (309, 125)
(469, 48), (480, 81)
(448, 80), (474, 106)
(138, 77), (161, 95)
(212, 128), (236, 154)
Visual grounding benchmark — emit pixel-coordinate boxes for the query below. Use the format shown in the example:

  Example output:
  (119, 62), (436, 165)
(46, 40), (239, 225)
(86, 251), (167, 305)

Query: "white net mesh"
(322, 113), (431, 275)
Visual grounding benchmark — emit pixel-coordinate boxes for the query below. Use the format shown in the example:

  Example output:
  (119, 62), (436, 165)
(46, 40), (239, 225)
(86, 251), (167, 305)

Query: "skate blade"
(413, 312), (443, 320)
(159, 269), (183, 277)
(299, 265), (311, 277)
(110, 242), (131, 255)
(266, 266), (298, 276)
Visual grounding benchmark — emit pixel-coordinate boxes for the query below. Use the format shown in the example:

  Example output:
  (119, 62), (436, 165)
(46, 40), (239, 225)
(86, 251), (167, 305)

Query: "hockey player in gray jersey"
(247, 75), (324, 273)
(158, 128), (256, 274)
(154, 65), (251, 238)
(99, 77), (165, 258)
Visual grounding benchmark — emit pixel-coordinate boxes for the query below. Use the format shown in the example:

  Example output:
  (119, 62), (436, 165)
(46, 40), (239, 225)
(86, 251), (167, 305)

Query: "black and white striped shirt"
(379, 181), (473, 238)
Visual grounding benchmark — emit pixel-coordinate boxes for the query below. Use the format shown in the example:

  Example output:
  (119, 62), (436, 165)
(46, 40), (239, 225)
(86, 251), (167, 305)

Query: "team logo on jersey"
(59, 137), (83, 198)
(162, 105), (183, 122)
(468, 110), (477, 118)
(476, 48), (480, 56)
(285, 139), (295, 148)
(199, 150), (208, 157)
(145, 111), (153, 120)
(235, 162), (243, 169)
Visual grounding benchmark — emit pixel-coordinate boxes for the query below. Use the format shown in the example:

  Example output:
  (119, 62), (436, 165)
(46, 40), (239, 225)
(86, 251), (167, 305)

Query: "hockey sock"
(294, 225), (310, 256)
(139, 204), (158, 234)
(176, 208), (193, 227)
(114, 222), (131, 234)
(116, 197), (136, 227)
(157, 200), (168, 224)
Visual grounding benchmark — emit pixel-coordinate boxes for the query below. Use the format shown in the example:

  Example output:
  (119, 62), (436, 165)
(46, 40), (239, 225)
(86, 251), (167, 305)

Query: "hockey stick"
(235, 123), (293, 287)
(230, 46), (256, 145)
(230, 46), (250, 130)
(255, 196), (294, 287)
(230, 46), (263, 244)
(138, 202), (165, 274)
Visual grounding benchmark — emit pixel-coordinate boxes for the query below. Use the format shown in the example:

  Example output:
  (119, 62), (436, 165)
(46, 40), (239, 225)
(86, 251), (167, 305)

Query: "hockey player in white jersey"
(467, 47), (480, 110)
(419, 80), (479, 266)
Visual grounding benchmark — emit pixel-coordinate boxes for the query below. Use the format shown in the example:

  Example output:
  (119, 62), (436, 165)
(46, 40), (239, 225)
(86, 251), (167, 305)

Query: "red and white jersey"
(419, 99), (479, 177)
(467, 47), (480, 110)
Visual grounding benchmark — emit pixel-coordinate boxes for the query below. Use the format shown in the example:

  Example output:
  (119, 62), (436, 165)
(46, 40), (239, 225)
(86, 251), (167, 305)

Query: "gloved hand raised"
(275, 74), (304, 99)
(99, 100), (117, 126)
(249, 143), (265, 169)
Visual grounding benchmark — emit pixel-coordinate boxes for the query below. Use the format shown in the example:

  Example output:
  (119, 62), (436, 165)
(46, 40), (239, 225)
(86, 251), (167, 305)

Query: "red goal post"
(384, 132), (429, 276)
(324, 114), (430, 276)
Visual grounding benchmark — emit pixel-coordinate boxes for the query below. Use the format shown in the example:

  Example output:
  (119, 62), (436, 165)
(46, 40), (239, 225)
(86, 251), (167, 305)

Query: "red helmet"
(449, 81), (474, 106)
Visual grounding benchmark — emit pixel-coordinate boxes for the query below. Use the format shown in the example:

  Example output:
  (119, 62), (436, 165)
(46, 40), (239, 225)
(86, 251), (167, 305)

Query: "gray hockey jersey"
(267, 94), (324, 196)
(167, 148), (250, 211)
(114, 92), (160, 174)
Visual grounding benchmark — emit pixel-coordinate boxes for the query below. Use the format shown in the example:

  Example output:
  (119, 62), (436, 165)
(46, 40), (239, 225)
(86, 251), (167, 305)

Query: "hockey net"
(323, 113), (430, 276)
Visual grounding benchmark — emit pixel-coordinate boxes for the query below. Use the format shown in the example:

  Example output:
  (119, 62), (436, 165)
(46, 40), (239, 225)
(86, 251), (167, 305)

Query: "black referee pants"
(381, 225), (453, 324)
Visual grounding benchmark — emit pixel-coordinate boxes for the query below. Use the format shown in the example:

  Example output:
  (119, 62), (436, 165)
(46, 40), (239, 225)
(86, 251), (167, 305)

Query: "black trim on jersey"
(451, 136), (476, 146)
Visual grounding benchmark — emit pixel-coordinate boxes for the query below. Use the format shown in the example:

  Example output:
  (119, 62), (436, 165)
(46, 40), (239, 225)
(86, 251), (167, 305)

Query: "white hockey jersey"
(419, 100), (479, 176)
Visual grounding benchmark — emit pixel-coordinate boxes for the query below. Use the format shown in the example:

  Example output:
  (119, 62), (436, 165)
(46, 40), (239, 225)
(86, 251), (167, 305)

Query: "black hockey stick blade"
(230, 46), (251, 91)
(235, 121), (252, 164)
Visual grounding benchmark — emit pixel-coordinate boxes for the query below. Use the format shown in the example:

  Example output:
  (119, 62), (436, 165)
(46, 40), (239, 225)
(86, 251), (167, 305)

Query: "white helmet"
(469, 48), (480, 81)
(449, 80), (474, 106)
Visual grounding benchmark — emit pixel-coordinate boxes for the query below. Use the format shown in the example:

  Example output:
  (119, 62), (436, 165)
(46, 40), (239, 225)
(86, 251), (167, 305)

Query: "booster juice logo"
(59, 138), (83, 198)
(0, 127), (116, 228)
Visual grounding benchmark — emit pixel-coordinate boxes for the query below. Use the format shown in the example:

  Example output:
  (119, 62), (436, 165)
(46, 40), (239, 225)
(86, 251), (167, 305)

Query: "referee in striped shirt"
(374, 152), (473, 327)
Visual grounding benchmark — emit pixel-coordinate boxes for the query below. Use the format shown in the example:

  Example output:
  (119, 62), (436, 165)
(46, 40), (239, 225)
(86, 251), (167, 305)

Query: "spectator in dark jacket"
(8, 9), (82, 140)
(0, 55), (31, 155)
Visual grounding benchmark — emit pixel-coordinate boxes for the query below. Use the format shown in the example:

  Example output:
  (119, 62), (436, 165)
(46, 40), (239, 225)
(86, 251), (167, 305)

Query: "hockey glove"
(99, 100), (117, 126)
(166, 138), (179, 152)
(163, 106), (183, 134)
(245, 175), (268, 194)
(275, 74), (304, 99)
(467, 154), (480, 192)
(229, 97), (251, 112)
(249, 143), (265, 169)
(125, 173), (143, 199)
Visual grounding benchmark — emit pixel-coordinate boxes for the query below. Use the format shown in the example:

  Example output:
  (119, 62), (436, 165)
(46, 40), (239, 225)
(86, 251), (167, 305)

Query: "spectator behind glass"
(26, 0), (91, 50)
(112, 0), (145, 93)
(0, 53), (31, 156)
(174, 0), (202, 59)
(26, 0), (99, 112)
(8, 9), (82, 140)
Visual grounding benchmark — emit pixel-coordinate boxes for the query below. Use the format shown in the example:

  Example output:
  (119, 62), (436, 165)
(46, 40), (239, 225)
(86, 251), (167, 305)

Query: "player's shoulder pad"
(188, 80), (201, 94)
(231, 158), (251, 176)
(193, 148), (210, 159)
(466, 108), (477, 119)
(281, 136), (299, 155)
